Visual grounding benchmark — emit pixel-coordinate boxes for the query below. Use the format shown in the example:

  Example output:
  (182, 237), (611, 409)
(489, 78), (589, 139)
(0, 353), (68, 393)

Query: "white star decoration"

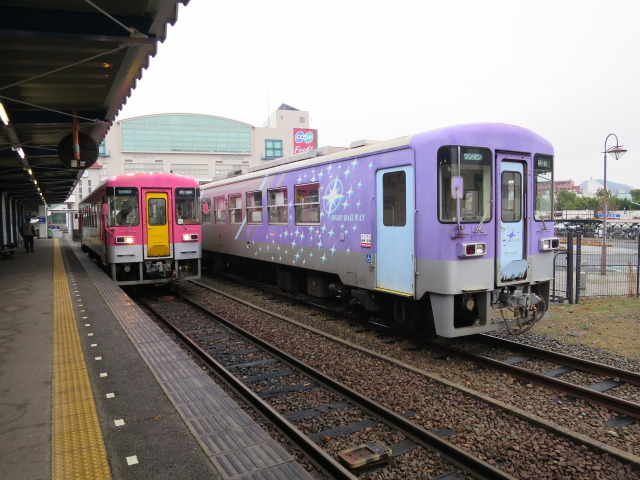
(322, 180), (344, 214)
(234, 158), (374, 268)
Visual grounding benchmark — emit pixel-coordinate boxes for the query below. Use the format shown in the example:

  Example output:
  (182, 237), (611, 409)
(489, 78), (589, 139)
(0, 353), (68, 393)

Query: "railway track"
(203, 272), (640, 424)
(174, 276), (640, 474)
(140, 290), (511, 480)
(429, 335), (640, 422)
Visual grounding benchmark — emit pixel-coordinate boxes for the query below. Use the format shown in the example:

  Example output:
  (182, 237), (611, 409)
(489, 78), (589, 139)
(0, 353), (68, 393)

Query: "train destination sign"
(536, 156), (553, 170)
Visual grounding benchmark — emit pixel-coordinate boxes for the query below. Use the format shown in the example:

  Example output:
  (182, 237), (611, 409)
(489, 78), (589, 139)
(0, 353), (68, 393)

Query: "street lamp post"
(600, 133), (627, 275)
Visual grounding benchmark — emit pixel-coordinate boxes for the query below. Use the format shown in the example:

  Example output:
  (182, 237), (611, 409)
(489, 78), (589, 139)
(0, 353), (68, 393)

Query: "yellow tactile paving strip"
(52, 239), (112, 479)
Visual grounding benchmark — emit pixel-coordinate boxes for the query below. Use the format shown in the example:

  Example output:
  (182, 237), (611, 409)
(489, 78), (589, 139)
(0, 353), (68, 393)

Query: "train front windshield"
(438, 147), (492, 223)
(175, 187), (201, 224)
(534, 155), (554, 221)
(107, 187), (139, 226)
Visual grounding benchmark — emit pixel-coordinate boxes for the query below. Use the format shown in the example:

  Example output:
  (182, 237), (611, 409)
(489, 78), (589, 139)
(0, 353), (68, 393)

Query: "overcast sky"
(116, 0), (640, 190)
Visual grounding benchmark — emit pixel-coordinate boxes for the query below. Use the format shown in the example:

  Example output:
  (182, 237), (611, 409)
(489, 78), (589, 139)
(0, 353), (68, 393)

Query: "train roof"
(201, 135), (411, 189)
(80, 172), (200, 205)
(102, 172), (201, 187)
(201, 123), (552, 190)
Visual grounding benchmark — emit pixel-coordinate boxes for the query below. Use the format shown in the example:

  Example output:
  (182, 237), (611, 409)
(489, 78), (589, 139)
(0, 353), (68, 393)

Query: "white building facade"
(96, 103), (311, 187)
(60, 104), (316, 231)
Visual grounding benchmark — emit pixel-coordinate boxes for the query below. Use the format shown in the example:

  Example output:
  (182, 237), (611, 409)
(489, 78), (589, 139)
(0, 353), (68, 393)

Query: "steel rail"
(476, 334), (640, 386)
(427, 340), (640, 420)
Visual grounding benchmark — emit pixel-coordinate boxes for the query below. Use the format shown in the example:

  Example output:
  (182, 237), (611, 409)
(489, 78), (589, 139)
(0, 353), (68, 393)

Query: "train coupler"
(144, 260), (172, 277)
(497, 287), (544, 334)
(498, 287), (541, 314)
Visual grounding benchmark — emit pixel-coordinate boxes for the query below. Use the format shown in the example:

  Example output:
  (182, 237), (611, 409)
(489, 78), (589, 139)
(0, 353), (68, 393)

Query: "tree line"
(556, 189), (640, 211)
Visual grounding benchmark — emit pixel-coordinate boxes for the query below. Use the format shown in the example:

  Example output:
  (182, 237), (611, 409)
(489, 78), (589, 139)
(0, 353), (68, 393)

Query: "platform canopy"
(0, 0), (188, 208)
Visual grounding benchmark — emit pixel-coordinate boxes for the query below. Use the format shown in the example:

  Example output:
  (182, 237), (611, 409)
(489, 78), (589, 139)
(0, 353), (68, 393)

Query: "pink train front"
(79, 173), (202, 285)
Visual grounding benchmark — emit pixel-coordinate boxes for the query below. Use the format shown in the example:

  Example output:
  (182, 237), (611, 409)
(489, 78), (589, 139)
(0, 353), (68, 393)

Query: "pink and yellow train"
(79, 173), (202, 285)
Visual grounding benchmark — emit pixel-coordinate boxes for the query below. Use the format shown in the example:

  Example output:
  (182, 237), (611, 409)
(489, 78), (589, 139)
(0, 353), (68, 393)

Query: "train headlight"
(182, 233), (198, 241)
(116, 236), (135, 244)
(539, 238), (560, 251)
(460, 242), (487, 257)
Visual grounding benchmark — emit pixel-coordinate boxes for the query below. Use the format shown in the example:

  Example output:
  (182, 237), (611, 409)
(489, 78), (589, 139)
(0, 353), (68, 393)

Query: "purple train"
(201, 123), (559, 337)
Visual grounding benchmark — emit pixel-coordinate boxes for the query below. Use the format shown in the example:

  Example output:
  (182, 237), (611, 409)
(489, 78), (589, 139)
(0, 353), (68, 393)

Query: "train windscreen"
(107, 187), (139, 226)
(175, 187), (201, 224)
(534, 155), (554, 221)
(438, 147), (492, 223)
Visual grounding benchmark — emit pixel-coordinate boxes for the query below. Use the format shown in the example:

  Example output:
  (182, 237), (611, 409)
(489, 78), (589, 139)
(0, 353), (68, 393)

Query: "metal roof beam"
(0, 28), (157, 46)
(0, 6), (155, 39)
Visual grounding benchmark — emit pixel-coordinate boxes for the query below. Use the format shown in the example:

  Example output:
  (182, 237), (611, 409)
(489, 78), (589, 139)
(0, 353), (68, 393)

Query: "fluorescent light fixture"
(0, 102), (9, 125)
(17, 147), (25, 158)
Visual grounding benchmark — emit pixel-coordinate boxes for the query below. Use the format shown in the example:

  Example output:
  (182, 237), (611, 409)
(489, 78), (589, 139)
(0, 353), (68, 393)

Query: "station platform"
(0, 237), (313, 479)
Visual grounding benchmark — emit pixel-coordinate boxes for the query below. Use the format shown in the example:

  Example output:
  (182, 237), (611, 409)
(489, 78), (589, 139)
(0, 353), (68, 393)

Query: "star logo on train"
(322, 179), (345, 214)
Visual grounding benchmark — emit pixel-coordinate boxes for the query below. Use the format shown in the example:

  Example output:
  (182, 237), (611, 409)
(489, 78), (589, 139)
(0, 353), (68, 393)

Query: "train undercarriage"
(206, 253), (551, 338)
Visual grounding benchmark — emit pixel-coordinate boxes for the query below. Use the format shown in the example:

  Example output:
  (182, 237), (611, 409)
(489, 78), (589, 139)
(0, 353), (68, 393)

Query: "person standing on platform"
(21, 217), (36, 253)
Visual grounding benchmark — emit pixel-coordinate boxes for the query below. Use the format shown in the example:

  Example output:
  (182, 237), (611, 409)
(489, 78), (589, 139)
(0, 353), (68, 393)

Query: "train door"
(144, 190), (171, 257)
(375, 166), (415, 295)
(496, 155), (528, 284)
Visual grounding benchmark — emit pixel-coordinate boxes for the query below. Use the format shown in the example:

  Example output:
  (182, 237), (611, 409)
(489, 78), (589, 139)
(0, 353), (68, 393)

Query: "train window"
(438, 147), (492, 223)
(501, 172), (522, 222)
(382, 172), (406, 226)
(534, 155), (554, 221)
(214, 196), (226, 223)
(175, 187), (200, 225)
(295, 183), (320, 225)
(148, 198), (167, 226)
(202, 198), (212, 223)
(268, 187), (288, 224)
(107, 187), (139, 226)
(229, 194), (243, 224)
(246, 191), (263, 224)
